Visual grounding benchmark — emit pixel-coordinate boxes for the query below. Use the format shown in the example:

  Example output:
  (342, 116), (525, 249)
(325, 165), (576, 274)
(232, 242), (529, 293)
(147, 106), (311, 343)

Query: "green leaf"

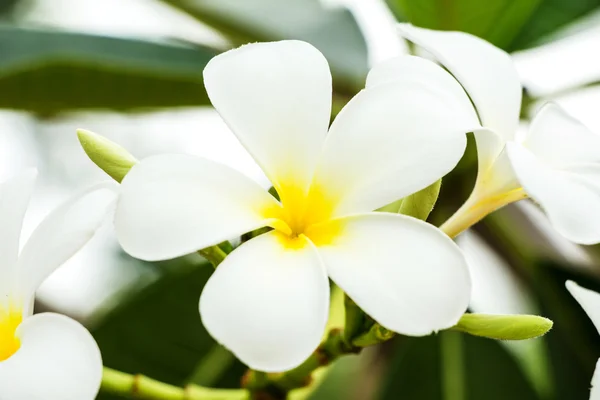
(387, 0), (600, 51)
(161, 0), (369, 94)
(398, 179), (441, 221)
(77, 129), (137, 183)
(94, 260), (247, 400)
(0, 26), (216, 113)
(377, 179), (441, 221)
(451, 313), (553, 340)
(378, 334), (542, 400)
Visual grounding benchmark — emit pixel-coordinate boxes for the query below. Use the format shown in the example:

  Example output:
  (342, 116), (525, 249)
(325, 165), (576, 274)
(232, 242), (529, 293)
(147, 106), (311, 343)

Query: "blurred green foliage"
(4, 0), (599, 398)
(0, 26), (215, 113)
(386, 0), (600, 51)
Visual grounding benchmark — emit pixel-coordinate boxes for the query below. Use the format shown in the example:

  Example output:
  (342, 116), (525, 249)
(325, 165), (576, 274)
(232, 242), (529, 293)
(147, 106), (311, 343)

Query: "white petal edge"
(524, 102), (600, 168)
(199, 231), (329, 372)
(115, 154), (280, 262)
(316, 213), (471, 335)
(366, 55), (478, 124)
(314, 79), (478, 216)
(397, 24), (521, 143)
(0, 313), (102, 400)
(16, 181), (118, 310)
(507, 142), (600, 244)
(566, 281), (600, 400)
(0, 169), (37, 304)
(592, 359), (600, 400)
(204, 40), (332, 194)
(566, 280), (600, 335)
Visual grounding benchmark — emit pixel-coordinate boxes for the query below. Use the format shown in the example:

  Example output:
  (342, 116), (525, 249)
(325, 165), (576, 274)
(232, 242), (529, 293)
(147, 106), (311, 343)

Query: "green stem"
(101, 367), (247, 400)
(197, 245), (228, 268)
(440, 331), (466, 400)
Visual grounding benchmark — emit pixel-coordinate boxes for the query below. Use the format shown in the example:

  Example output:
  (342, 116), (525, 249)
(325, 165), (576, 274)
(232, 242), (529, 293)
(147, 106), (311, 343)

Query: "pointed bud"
(398, 179), (441, 220)
(77, 129), (137, 183)
(451, 313), (553, 340)
(377, 179), (441, 220)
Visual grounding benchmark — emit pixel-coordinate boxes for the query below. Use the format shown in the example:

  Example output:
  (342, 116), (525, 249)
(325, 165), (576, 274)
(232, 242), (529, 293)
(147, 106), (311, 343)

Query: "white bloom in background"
(566, 281), (600, 400)
(390, 24), (600, 243)
(114, 40), (480, 372)
(0, 170), (117, 399)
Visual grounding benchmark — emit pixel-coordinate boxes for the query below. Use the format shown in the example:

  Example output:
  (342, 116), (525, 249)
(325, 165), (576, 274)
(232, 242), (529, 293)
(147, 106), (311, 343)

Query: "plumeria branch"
(101, 367), (247, 400)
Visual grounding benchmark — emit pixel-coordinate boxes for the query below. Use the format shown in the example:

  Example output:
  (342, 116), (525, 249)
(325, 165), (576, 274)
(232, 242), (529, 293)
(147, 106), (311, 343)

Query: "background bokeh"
(4, 0), (600, 398)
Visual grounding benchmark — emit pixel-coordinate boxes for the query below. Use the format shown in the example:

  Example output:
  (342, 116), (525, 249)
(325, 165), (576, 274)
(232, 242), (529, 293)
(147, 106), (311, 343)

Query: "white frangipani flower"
(113, 40), (479, 372)
(0, 169), (117, 400)
(388, 24), (600, 243)
(566, 281), (600, 400)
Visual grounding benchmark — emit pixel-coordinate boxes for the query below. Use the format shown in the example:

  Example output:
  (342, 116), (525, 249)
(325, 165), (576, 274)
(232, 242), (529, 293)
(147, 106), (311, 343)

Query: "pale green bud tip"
(451, 313), (553, 341)
(77, 129), (138, 183)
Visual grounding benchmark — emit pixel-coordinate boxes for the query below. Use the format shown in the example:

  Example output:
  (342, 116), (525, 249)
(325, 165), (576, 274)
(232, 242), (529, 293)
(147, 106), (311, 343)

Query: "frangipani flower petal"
(566, 280), (600, 334)
(593, 360), (600, 400)
(366, 55), (478, 121)
(397, 24), (520, 168)
(507, 143), (600, 244)
(204, 40), (332, 193)
(0, 313), (102, 400)
(0, 169), (36, 301)
(115, 154), (280, 261)
(566, 281), (600, 400)
(17, 182), (118, 308)
(199, 231), (329, 372)
(316, 213), (471, 335)
(314, 79), (478, 216)
(524, 103), (600, 168)
(397, 23), (521, 142)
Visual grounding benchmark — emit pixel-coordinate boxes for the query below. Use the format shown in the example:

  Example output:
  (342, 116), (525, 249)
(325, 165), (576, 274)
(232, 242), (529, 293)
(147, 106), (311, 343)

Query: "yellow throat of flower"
(0, 306), (22, 361)
(263, 183), (341, 248)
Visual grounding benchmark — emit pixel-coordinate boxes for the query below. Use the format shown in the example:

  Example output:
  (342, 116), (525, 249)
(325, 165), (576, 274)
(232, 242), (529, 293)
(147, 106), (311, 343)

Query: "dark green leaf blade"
(0, 26), (216, 113)
(162, 0), (369, 94)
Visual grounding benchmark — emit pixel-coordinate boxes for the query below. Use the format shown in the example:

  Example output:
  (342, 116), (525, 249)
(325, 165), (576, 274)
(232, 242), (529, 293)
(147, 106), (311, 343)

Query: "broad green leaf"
(0, 26), (216, 113)
(161, 0), (369, 94)
(387, 0), (600, 51)
(451, 313), (553, 340)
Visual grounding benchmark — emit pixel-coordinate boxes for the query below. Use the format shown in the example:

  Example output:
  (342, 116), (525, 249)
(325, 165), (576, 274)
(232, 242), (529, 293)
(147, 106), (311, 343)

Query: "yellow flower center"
(263, 183), (341, 248)
(0, 306), (22, 361)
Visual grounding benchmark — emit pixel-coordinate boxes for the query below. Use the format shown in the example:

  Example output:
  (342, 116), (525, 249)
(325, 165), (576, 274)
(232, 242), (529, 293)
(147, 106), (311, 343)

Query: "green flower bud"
(77, 129), (137, 183)
(451, 313), (553, 340)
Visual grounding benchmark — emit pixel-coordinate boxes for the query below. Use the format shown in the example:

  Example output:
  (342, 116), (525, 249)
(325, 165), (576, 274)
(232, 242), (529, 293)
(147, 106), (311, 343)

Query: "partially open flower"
(392, 24), (600, 244)
(113, 40), (479, 372)
(0, 170), (117, 399)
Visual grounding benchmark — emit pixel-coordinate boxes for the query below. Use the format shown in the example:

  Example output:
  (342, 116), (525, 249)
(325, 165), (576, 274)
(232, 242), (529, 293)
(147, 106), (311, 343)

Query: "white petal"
(566, 281), (600, 335)
(316, 213), (471, 335)
(314, 78), (478, 216)
(115, 154), (280, 261)
(398, 24), (521, 143)
(366, 55), (478, 121)
(0, 169), (36, 303)
(16, 182), (118, 307)
(0, 313), (102, 400)
(507, 143), (600, 244)
(524, 103), (600, 168)
(204, 40), (331, 193)
(592, 359), (600, 400)
(199, 231), (329, 372)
